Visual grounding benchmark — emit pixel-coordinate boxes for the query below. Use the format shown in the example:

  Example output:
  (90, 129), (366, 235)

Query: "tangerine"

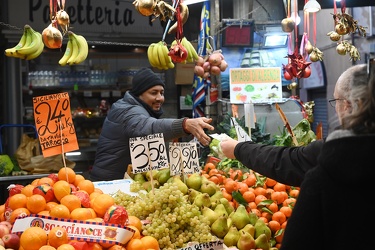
(53, 180), (71, 202)
(77, 179), (95, 194)
(268, 220), (281, 233)
(40, 246), (57, 250)
(9, 207), (30, 224)
(242, 190), (255, 203)
(45, 201), (59, 211)
(48, 226), (69, 248)
(37, 177), (55, 186)
(127, 225), (141, 239)
(140, 235), (159, 250)
(58, 167), (76, 184)
(20, 226), (48, 250)
(60, 194), (82, 212)
(56, 244), (75, 250)
(73, 174), (85, 187)
(27, 194), (47, 214)
(71, 208), (93, 221)
(279, 206), (293, 218)
(126, 238), (146, 250)
(21, 184), (36, 197)
(272, 211), (287, 225)
(8, 193), (27, 210)
(49, 204), (70, 219)
(90, 193), (115, 217)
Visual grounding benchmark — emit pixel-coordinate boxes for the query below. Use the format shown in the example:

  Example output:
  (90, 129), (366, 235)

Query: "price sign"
(176, 240), (224, 250)
(169, 142), (199, 176)
(230, 117), (252, 142)
(129, 133), (168, 174)
(33, 92), (79, 157)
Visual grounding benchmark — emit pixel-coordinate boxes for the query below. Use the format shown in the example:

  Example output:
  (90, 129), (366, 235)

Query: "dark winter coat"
(90, 91), (187, 181)
(234, 139), (324, 186)
(280, 132), (375, 250)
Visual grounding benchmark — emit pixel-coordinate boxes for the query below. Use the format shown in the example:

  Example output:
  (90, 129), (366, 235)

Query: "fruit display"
(4, 24), (44, 61)
(194, 50), (228, 79)
(0, 168), (160, 250)
(147, 41), (175, 70)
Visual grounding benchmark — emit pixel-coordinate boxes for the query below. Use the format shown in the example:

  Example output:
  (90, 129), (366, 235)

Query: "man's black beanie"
(130, 67), (165, 96)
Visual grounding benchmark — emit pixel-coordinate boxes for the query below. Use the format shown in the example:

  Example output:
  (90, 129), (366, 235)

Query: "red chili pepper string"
(340, 0), (346, 14)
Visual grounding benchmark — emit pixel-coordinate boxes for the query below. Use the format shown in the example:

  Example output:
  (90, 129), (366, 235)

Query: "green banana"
(4, 27), (28, 58)
(16, 25), (42, 56)
(24, 32), (44, 60)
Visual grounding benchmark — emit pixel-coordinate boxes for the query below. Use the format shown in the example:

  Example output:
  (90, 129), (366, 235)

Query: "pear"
(219, 197), (235, 215)
(168, 175), (188, 194)
(200, 180), (219, 196)
(223, 226), (240, 247)
(193, 193), (211, 208)
(133, 173), (146, 184)
(249, 211), (259, 225)
(231, 204), (251, 230)
(187, 188), (201, 203)
(239, 223), (255, 238)
(210, 190), (224, 203)
(254, 218), (272, 241)
(255, 233), (270, 250)
(211, 214), (229, 239)
(227, 216), (233, 228)
(237, 230), (256, 250)
(202, 206), (220, 226)
(145, 169), (158, 181)
(156, 168), (171, 185)
(142, 180), (160, 192)
(186, 172), (203, 191)
(214, 203), (228, 217)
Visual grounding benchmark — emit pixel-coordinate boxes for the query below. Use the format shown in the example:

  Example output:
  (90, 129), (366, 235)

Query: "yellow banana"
(16, 25), (42, 56)
(72, 34), (88, 65)
(67, 32), (79, 65)
(147, 43), (158, 68)
(185, 37), (199, 62)
(59, 35), (74, 66)
(25, 33), (44, 60)
(181, 37), (193, 63)
(156, 42), (168, 70)
(161, 41), (174, 69)
(151, 42), (161, 69)
(4, 27), (28, 58)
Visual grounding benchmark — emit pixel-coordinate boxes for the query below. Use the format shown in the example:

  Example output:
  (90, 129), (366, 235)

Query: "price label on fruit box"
(169, 142), (200, 176)
(129, 133), (168, 174)
(177, 240), (224, 250)
(33, 92), (79, 157)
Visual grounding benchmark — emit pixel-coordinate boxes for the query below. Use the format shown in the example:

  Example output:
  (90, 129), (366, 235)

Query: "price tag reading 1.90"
(129, 133), (169, 174)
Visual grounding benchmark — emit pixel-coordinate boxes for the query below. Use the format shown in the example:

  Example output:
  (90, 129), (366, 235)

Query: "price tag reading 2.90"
(169, 142), (199, 176)
(129, 133), (169, 174)
(33, 92), (79, 157)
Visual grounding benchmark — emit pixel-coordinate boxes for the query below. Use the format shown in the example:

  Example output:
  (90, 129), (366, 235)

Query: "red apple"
(0, 225), (10, 238)
(48, 173), (59, 183)
(2, 233), (20, 249)
(0, 222), (12, 231)
(7, 184), (24, 197)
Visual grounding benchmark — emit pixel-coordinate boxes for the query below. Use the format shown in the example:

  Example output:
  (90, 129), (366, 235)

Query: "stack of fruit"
(0, 167), (159, 250)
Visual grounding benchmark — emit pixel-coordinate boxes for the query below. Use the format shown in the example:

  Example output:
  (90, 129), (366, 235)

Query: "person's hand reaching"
(184, 117), (214, 146)
(220, 137), (239, 159)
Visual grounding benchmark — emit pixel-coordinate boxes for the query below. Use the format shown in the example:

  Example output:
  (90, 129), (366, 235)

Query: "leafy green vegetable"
(0, 154), (14, 176)
(272, 118), (316, 147)
(245, 84), (255, 92)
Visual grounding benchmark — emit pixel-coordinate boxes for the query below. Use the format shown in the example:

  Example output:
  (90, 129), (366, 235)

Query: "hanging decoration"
(281, 0), (295, 33)
(282, 0), (312, 82)
(326, 0), (367, 61)
(132, 0), (176, 22)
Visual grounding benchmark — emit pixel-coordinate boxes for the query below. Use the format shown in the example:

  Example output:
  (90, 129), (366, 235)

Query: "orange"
(289, 189), (300, 198)
(221, 189), (232, 201)
(37, 177), (55, 186)
(94, 188), (103, 194)
(53, 180), (72, 202)
(282, 197), (297, 208)
(73, 174), (85, 187)
(265, 177), (277, 187)
(127, 225), (141, 239)
(254, 194), (267, 205)
(8, 193), (27, 210)
(22, 184), (36, 197)
(48, 226), (69, 248)
(272, 211), (287, 225)
(224, 179), (238, 193)
(273, 182), (287, 192)
(20, 226), (48, 250)
(77, 179), (95, 194)
(127, 215), (143, 232)
(45, 201), (59, 211)
(107, 245), (126, 250)
(89, 191), (101, 201)
(31, 178), (40, 186)
(60, 194), (82, 212)
(27, 194), (47, 214)
(267, 202), (279, 214)
(243, 173), (256, 187)
(140, 235), (159, 250)
(261, 211), (272, 222)
(38, 210), (50, 216)
(279, 206), (293, 218)
(40, 246), (57, 250)
(203, 162), (216, 173)
(49, 204), (70, 219)
(253, 186), (267, 197)
(56, 244), (75, 250)
(268, 220), (281, 233)
(242, 190), (255, 203)
(0, 204), (5, 215)
(9, 207), (30, 224)
(237, 182), (249, 195)
(271, 191), (287, 205)
(125, 238), (146, 250)
(58, 167), (76, 184)
(87, 242), (103, 250)
(71, 208), (94, 221)
(90, 193), (115, 217)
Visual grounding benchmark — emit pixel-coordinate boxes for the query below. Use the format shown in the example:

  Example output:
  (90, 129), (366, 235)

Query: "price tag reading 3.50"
(129, 133), (168, 174)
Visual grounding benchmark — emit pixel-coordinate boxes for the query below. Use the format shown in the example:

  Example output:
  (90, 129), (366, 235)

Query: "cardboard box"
(175, 63), (195, 85)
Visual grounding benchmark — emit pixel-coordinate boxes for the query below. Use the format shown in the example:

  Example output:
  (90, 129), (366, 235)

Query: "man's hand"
(220, 137), (238, 159)
(185, 117), (214, 146)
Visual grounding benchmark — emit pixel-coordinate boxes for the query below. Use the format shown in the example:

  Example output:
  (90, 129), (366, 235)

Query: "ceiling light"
(303, 0), (321, 13)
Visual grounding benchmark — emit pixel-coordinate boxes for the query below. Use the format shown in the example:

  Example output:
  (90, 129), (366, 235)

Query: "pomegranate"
(281, 17), (295, 33)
